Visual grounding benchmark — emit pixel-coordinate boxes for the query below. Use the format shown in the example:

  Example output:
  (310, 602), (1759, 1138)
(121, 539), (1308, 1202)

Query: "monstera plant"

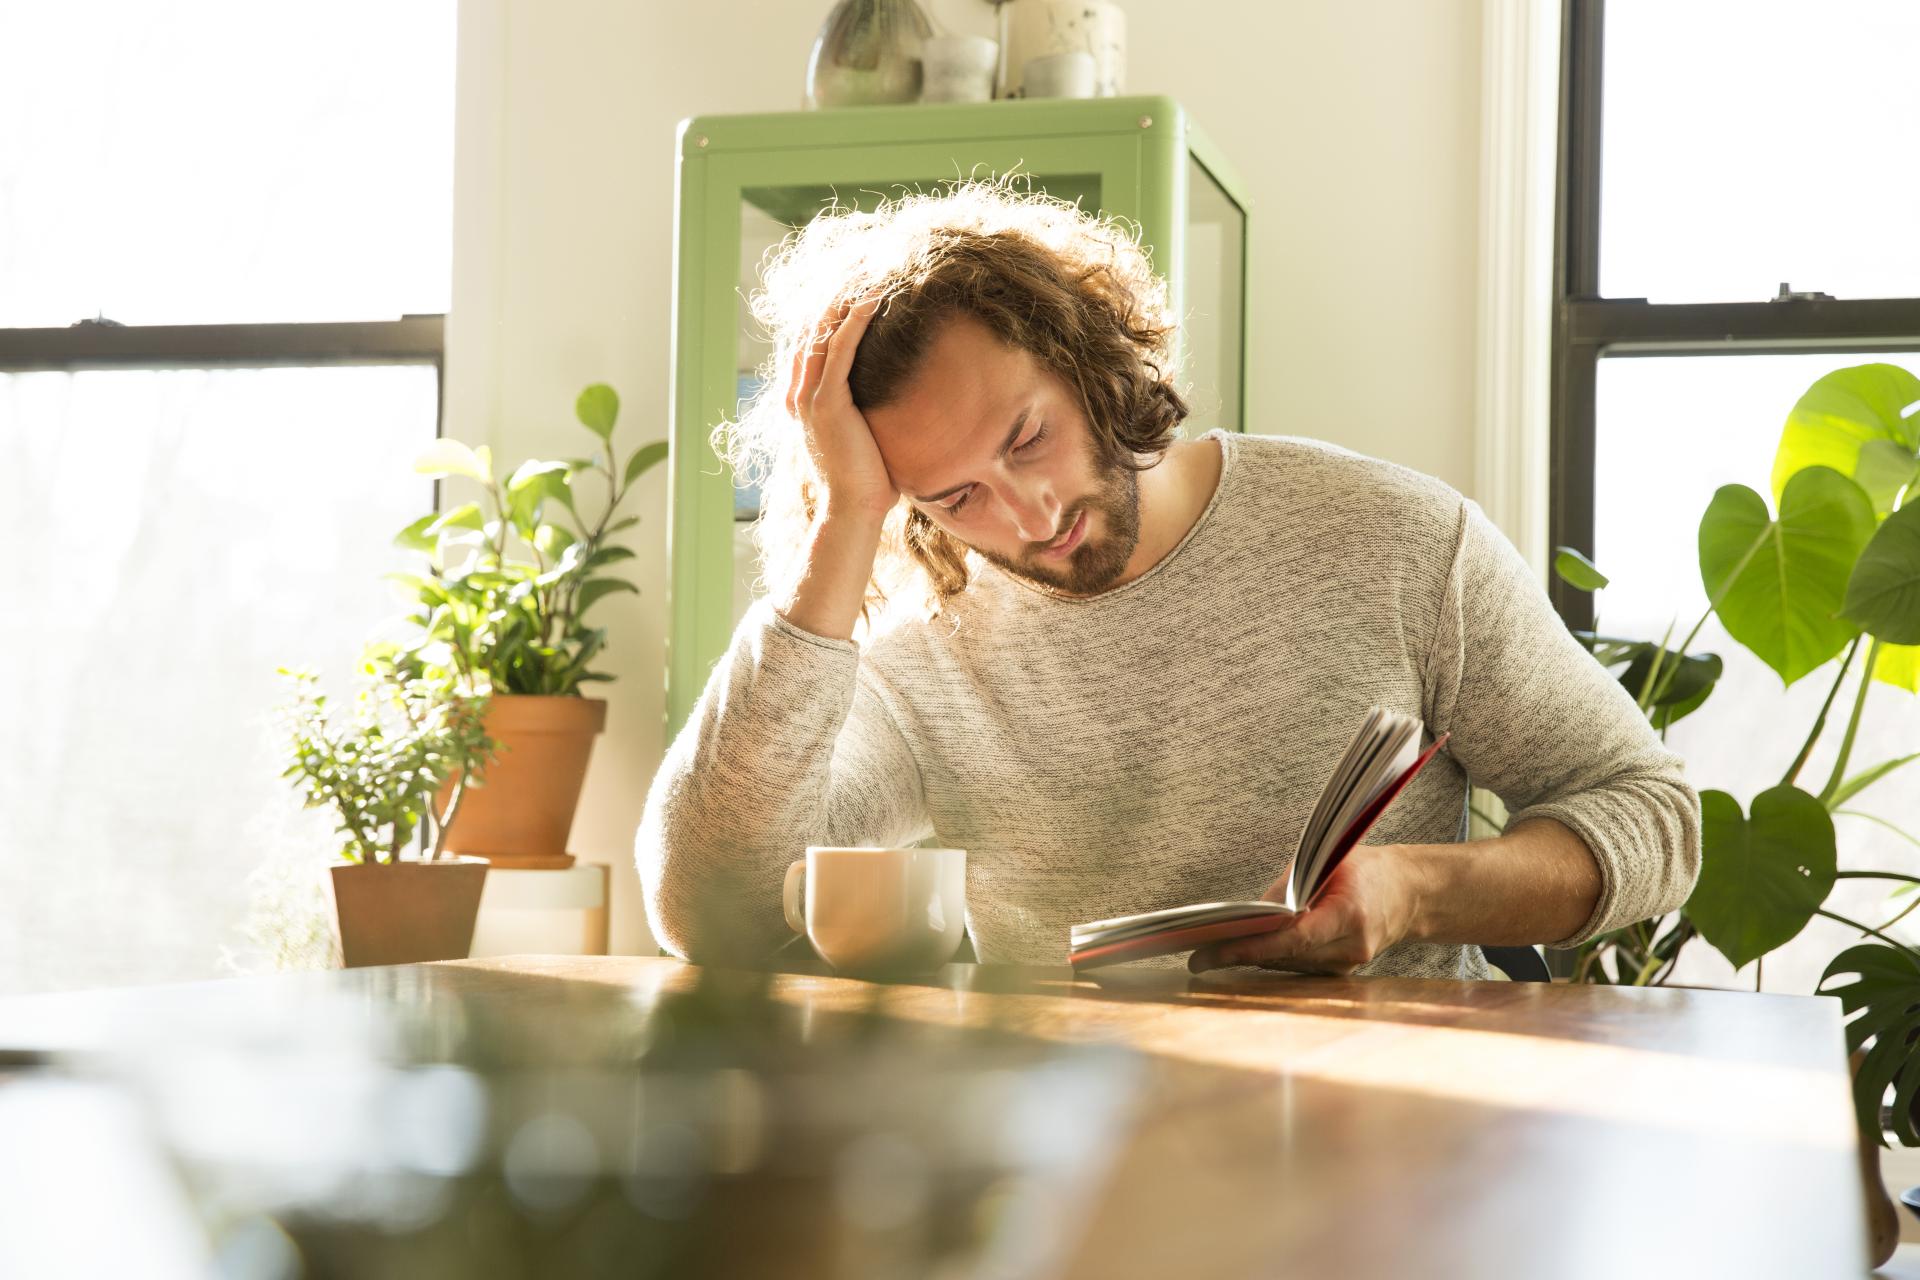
(1545, 363), (1920, 1143)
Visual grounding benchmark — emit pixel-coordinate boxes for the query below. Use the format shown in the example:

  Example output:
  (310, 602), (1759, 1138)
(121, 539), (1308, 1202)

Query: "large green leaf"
(1686, 785), (1835, 971)
(1771, 363), (1920, 505)
(415, 438), (493, 484)
(1819, 942), (1920, 1145)
(1552, 546), (1609, 591)
(585, 545), (636, 572)
(1873, 642), (1920, 693)
(1644, 651), (1722, 730)
(426, 503), (486, 537)
(1617, 646), (1721, 711)
(507, 458), (570, 497)
(393, 513), (438, 553)
(1573, 633), (1722, 728)
(506, 459), (572, 538)
(533, 524), (577, 560)
(575, 578), (639, 617)
(1698, 468), (1875, 685)
(1842, 501), (1920, 645)
(623, 440), (669, 488)
(1854, 440), (1919, 518)
(576, 384), (620, 441)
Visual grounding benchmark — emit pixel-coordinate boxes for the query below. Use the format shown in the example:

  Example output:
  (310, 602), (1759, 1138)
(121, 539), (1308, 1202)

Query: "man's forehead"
(868, 321), (1034, 493)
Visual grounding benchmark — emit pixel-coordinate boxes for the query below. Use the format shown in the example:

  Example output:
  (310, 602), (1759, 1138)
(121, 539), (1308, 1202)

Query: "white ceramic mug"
(783, 846), (967, 975)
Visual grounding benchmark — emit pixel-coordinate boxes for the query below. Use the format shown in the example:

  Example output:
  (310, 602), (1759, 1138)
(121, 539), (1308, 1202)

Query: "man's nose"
(1003, 482), (1062, 545)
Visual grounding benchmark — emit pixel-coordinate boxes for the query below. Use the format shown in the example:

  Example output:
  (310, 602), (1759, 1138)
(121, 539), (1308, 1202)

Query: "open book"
(1068, 709), (1449, 970)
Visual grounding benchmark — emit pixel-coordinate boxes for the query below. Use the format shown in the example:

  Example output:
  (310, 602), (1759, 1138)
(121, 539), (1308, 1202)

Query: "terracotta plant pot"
(437, 695), (607, 870)
(329, 857), (489, 968)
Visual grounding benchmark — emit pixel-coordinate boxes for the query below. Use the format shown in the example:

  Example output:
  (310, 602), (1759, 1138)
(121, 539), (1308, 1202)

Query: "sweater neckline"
(986, 429), (1238, 607)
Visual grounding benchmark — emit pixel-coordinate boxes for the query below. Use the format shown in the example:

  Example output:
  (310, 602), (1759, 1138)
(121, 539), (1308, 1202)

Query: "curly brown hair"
(717, 178), (1189, 625)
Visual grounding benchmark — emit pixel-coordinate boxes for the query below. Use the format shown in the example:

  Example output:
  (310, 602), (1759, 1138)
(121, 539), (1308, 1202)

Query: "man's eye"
(941, 487), (973, 514)
(1014, 423), (1049, 454)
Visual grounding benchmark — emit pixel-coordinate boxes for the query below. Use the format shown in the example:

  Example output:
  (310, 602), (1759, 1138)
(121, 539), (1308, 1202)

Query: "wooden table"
(0, 956), (1868, 1277)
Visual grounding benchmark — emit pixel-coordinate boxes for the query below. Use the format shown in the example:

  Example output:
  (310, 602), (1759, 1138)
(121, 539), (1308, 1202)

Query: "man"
(639, 181), (1700, 979)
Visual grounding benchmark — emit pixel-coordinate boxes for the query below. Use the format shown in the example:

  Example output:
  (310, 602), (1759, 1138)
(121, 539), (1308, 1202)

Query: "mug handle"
(782, 860), (806, 934)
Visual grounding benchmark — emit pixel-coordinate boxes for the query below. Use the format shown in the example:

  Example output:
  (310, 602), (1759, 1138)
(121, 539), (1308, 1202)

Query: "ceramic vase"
(805, 0), (934, 109)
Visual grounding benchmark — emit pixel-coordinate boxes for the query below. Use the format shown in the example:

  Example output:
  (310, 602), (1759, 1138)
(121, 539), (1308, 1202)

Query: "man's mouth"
(1039, 508), (1088, 558)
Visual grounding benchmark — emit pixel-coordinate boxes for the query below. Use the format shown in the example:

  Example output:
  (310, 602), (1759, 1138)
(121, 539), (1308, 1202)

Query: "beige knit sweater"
(638, 432), (1702, 979)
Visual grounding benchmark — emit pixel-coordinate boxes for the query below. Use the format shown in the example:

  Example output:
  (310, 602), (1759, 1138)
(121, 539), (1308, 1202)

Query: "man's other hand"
(1187, 845), (1421, 976)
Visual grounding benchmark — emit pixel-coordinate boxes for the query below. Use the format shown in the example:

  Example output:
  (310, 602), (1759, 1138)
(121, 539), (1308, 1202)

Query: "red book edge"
(1296, 731), (1450, 911)
(1068, 731), (1454, 970)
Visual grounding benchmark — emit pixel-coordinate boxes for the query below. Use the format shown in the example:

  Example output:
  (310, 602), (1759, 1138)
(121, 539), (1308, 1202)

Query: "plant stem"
(1630, 528), (1766, 710)
(432, 766), (468, 862)
(489, 478), (511, 562)
(1667, 601), (1718, 673)
(1636, 619), (1678, 712)
(1817, 906), (1920, 954)
(1877, 894), (1920, 936)
(1836, 870), (1920, 886)
(1819, 637), (1883, 804)
(1781, 635), (1863, 788)
(1668, 525), (1768, 694)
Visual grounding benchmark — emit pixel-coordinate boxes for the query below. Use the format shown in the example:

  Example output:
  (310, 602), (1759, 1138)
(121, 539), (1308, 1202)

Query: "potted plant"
(392, 383), (668, 869)
(1539, 364), (1920, 1001)
(1497, 363), (1920, 1261)
(276, 654), (496, 967)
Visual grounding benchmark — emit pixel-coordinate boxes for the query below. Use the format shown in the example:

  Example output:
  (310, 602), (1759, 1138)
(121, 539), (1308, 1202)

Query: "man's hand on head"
(1187, 845), (1423, 976)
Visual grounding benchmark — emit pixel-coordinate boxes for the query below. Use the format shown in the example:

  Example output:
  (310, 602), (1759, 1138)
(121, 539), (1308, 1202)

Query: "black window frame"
(0, 316), (443, 387)
(0, 315), (447, 507)
(1548, 0), (1920, 632)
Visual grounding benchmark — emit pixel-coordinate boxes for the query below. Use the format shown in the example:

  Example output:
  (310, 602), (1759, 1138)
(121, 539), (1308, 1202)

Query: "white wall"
(447, 0), (1485, 955)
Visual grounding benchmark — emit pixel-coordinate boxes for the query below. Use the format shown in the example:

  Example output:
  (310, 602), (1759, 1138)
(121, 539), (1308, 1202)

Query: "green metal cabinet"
(667, 95), (1251, 735)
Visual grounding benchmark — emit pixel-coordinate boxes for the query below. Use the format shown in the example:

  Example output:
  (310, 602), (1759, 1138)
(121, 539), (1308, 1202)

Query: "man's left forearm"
(1188, 816), (1606, 974)
(1403, 816), (1601, 948)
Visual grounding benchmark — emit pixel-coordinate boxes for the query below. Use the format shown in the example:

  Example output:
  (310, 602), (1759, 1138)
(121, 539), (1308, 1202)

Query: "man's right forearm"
(641, 504), (911, 962)
(774, 507), (889, 642)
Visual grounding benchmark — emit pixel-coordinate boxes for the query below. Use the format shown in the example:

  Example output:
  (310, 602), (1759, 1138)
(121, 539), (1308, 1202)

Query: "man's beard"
(977, 456), (1142, 596)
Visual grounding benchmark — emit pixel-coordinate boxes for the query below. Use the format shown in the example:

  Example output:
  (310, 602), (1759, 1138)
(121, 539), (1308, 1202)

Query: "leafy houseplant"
(392, 383), (669, 869)
(1540, 363), (1920, 1148)
(277, 656), (496, 966)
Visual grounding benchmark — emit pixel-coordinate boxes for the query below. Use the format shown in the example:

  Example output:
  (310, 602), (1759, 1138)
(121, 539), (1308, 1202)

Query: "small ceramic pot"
(922, 35), (998, 103)
(1022, 50), (1096, 99)
(329, 857), (489, 968)
(436, 694), (607, 870)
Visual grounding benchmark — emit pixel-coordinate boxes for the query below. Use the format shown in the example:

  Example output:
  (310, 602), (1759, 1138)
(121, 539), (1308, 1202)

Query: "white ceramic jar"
(1000, 0), (1127, 99)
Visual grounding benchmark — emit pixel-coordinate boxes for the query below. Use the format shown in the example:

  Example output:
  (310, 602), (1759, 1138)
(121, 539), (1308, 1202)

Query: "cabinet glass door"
(1182, 155), (1245, 434)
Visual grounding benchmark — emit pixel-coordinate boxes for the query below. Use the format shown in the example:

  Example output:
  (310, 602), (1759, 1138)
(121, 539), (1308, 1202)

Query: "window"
(0, 2), (457, 993)
(1550, 0), (1920, 992)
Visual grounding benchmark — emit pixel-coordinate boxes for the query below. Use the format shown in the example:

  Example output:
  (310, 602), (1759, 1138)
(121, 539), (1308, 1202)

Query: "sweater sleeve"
(637, 599), (931, 963)
(1422, 499), (1702, 947)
